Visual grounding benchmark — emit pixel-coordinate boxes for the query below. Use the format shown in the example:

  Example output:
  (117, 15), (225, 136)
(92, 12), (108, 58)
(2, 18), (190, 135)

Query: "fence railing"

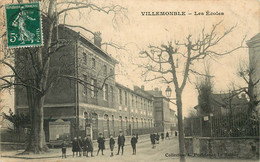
(184, 113), (259, 137)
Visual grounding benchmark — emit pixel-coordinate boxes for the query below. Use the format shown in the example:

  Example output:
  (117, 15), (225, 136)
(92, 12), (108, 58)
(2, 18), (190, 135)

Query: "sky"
(0, 0), (259, 118)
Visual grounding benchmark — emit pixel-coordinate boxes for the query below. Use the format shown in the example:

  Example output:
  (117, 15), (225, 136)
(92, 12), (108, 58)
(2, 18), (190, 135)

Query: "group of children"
(61, 131), (138, 158)
(150, 132), (170, 149)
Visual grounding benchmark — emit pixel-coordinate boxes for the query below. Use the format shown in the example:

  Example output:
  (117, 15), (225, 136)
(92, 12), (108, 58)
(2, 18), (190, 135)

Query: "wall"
(184, 137), (259, 159)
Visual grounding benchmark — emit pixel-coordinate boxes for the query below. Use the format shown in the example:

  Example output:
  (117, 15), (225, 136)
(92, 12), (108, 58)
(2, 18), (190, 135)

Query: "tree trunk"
(25, 93), (48, 153)
(176, 89), (185, 162)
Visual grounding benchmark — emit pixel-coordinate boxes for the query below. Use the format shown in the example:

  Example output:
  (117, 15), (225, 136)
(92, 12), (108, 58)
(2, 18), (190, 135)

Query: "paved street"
(1, 137), (258, 162)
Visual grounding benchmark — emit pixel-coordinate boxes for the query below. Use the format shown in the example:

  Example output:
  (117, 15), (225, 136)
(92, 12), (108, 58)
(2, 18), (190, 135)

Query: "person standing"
(116, 131), (125, 155)
(156, 133), (160, 144)
(175, 131), (178, 137)
(86, 135), (94, 157)
(166, 132), (169, 139)
(161, 132), (164, 141)
(151, 133), (156, 149)
(61, 140), (66, 158)
(97, 133), (105, 156)
(109, 135), (115, 157)
(131, 134), (138, 155)
(72, 137), (78, 157)
(83, 137), (87, 157)
(78, 136), (83, 157)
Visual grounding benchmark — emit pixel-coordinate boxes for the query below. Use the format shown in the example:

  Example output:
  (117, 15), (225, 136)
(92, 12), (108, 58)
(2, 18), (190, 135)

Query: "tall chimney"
(94, 32), (102, 48)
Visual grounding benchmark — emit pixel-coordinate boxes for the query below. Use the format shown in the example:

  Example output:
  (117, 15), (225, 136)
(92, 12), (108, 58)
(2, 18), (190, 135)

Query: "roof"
(211, 93), (248, 107)
(58, 25), (119, 65)
(146, 90), (168, 100)
(247, 33), (260, 47)
(115, 83), (153, 101)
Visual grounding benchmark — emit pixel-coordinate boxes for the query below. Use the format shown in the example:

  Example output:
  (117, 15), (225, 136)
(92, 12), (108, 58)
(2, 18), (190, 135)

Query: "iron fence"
(184, 114), (259, 137)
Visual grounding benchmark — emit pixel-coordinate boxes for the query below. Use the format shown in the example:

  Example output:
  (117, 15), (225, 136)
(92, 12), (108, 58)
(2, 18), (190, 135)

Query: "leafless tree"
(0, 0), (127, 153)
(139, 21), (244, 161)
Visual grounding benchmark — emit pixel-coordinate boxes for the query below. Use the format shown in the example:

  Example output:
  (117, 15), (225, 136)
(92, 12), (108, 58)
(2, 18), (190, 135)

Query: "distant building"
(247, 33), (260, 115)
(146, 88), (177, 133)
(115, 83), (154, 136)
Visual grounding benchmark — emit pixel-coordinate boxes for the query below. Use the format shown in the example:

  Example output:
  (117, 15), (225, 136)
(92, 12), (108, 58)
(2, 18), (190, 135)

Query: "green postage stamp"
(5, 2), (43, 48)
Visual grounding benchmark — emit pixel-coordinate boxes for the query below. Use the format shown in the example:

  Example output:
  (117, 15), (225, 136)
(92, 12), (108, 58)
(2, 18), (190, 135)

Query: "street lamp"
(165, 86), (172, 97)
(165, 85), (185, 162)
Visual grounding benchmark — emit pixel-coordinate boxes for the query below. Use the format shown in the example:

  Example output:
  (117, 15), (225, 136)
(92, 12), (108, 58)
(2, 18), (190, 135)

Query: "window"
(125, 91), (127, 105)
(91, 78), (97, 97)
(103, 84), (108, 100)
(92, 58), (96, 68)
(119, 89), (122, 104)
(83, 75), (87, 95)
(83, 52), (87, 64)
(103, 65), (107, 76)
(132, 94), (134, 108)
(136, 96), (138, 108)
(111, 86), (114, 103)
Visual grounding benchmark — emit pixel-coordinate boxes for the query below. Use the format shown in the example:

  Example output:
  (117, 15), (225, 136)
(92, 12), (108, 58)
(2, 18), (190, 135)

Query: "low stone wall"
(184, 136), (259, 159)
(0, 142), (25, 151)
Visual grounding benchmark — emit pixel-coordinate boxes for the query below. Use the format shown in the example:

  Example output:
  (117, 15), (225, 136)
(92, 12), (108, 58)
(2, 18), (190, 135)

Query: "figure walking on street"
(61, 140), (66, 158)
(166, 132), (170, 139)
(131, 134), (138, 155)
(116, 131), (125, 155)
(161, 132), (164, 141)
(109, 135), (115, 157)
(97, 133), (105, 156)
(86, 135), (94, 157)
(156, 133), (160, 144)
(151, 133), (156, 149)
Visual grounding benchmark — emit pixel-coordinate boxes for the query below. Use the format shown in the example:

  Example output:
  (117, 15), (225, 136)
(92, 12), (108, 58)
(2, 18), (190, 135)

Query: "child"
(72, 137), (78, 157)
(97, 133), (105, 156)
(61, 140), (66, 158)
(109, 135), (115, 157)
(86, 135), (94, 157)
(131, 134), (137, 155)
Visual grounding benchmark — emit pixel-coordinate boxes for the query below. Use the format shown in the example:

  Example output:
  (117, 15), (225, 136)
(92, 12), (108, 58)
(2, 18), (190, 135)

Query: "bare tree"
(0, 0), (127, 153)
(139, 21), (244, 161)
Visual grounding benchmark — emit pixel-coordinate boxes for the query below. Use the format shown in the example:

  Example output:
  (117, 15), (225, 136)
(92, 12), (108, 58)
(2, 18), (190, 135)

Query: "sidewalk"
(0, 135), (151, 159)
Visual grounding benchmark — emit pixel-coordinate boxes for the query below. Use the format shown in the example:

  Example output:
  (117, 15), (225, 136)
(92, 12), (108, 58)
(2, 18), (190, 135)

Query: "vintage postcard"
(0, 0), (259, 162)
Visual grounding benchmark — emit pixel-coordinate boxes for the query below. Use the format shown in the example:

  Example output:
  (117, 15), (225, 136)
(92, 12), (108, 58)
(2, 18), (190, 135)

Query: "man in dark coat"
(72, 137), (78, 157)
(97, 133), (105, 156)
(61, 140), (66, 158)
(131, 134), (138, 155)
(78, 136), (83, 156)
(116, 131), (125, 155)
(86, 135), (94, 157)
(109, 135), (115, 157)
(151, 133), (156, 149)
